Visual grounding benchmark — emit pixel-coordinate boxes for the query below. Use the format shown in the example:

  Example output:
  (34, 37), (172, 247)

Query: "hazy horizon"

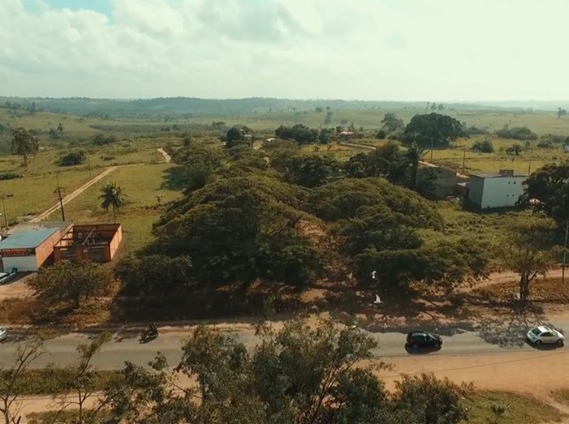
(2, 0), (569, 102)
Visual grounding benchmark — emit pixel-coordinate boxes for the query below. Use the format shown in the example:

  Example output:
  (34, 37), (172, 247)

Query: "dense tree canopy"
(275, 124), (319, 144)
(152, 175), (322, 288)
(284, 155), (342, 188)
(520, 161), (569, 222)
(402, 113), (463, 148)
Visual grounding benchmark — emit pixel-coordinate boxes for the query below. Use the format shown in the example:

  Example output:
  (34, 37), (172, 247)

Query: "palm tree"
(99, 182), (127, 223)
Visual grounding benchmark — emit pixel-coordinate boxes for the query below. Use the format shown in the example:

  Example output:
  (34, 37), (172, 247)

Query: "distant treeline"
(0, 96), (551, 119)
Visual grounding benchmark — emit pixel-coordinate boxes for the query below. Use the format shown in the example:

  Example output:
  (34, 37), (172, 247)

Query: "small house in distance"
(467, 169), (526, 209)
(53, 224), (122, 264)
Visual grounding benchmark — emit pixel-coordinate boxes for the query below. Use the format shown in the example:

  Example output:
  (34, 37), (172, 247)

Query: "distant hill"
(0, 96), (566, 118)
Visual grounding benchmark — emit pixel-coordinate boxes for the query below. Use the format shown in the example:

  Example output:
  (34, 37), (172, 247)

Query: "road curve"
(1, 320), (567, 370)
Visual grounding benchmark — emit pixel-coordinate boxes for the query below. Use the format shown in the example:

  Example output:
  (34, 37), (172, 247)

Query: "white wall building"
(467, 169), (527, 209)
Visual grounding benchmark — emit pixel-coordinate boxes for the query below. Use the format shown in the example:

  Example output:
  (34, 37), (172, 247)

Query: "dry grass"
(475, 278), (569, 304)
(551, 389), (569, 407)
(463, 391), (566, 424)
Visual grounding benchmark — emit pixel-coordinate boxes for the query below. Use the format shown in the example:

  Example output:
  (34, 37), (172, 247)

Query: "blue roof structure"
(0, 228), (59, 250)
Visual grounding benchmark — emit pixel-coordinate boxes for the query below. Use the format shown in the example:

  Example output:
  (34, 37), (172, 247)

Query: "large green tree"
(284, 155), (341, 188)
(11, 127), (39, 167)
(99, 182), (127, 223)
(29, 261), (111, 311)
(152, 175), (323, 289)
(402, 113), (463, 149)
(381, 113), (405, 132)
(500, 213), (562, 300)
(520, 161), (569, 223)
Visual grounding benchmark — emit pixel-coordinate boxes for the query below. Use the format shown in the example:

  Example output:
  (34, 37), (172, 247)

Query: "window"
(542, 332), (553, 337)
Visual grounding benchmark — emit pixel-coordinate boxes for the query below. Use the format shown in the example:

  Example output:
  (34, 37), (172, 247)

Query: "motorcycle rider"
(148, 323), (158, 336)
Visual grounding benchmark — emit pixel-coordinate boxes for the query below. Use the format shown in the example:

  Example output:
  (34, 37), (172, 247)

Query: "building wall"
(467, 176), (485, 207)
(480, 176), (526, 209)
(2, 255), (40, 272)
(34, 229), (62, 267)
(108, 225), (122, 260)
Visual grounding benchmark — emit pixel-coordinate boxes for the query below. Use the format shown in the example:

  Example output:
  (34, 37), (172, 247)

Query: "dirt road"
(30, 167), (118, 223)
(157, 147), (171, 163)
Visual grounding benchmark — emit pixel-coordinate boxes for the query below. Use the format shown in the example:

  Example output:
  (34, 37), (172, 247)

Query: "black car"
(406, 331), (442, 349)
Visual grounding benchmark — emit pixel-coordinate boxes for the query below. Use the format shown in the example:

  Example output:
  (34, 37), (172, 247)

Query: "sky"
(1, 0), (568, 101)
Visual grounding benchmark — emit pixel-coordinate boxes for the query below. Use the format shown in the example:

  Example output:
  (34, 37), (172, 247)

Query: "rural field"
(2, 100), (569, 423)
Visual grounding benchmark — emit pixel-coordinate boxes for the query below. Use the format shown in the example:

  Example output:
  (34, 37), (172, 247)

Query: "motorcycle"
(139, 328), (159, 343)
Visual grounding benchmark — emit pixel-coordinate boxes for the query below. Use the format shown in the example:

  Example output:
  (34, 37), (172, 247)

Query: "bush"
(91, 133), (117, 146)
(505, 143), (523, 155)
(471, 139), (494, 153)
(376, 129), (386, 139)
(495, 126), (538, 141)
(58, 151), (86, 166)
(464, 126), (490, 136)
(537, 139), (555, 149)
(0, 172), (22, 180)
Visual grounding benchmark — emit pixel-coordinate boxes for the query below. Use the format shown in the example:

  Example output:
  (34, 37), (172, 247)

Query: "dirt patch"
(378, 350), (569, 398)
(0, 276), (35, 300)
(476, 277), (569, 303)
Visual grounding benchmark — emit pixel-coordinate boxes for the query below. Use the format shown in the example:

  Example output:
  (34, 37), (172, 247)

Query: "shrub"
(58, 151), (86, 166)
(0, 172), (22, 180)
(376, 129), (386, 139)
(495, 126), (538, 141)
(537, 139), (555, 149)
(471, 139), (494, 153)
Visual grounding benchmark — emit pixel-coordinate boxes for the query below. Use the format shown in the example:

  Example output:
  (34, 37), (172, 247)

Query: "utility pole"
(88, 154), (92, 178)
(55, 175), (66, 222)
(528, 159), (532, 175)
(0, 194), (12, 231)
(563, 219), (569, 286)
(462, 149), (466, 174)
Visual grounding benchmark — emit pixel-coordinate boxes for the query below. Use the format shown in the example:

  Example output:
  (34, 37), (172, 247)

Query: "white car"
(0, 327), (6, 342)
(526, 326), (564, 346)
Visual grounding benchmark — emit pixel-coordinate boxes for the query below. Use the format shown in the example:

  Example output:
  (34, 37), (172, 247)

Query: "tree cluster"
(495, 126), (537, 141)
(402, 113), (463, 149)
(275, 124), (319, 144)
(100, 319), (471, 424)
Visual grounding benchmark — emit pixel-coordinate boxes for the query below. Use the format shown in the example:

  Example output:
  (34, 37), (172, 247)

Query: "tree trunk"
(23, 153), (28, 168)
(519, 272), (530, 301)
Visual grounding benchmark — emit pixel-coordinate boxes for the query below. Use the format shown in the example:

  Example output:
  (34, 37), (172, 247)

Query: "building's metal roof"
(0, 227), (59, 250)
(469, 171), (527, 179)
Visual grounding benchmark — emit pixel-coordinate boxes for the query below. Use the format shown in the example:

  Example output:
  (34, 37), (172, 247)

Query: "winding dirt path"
(157, 148), (171, 163)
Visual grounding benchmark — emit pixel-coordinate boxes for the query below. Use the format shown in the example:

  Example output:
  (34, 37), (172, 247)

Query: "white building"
(467, 169), (526, 209)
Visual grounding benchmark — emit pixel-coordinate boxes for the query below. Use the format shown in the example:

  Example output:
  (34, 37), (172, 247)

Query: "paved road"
(1, 320), (567, 370)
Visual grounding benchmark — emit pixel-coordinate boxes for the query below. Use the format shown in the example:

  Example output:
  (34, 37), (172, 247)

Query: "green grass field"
(0, 169), (94, 224)
(463, 391), (566, 424)
(47, 163), (182, 251)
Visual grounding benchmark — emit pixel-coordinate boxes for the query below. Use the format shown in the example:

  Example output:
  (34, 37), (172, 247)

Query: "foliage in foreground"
(101, 319), (472, 424)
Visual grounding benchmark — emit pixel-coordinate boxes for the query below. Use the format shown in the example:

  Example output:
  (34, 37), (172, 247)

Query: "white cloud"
(1, 0), (568, 100)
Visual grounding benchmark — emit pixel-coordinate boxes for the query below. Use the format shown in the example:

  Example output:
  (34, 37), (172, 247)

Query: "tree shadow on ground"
(476, 303), (563, 348)
(308, 284), (481, 336)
